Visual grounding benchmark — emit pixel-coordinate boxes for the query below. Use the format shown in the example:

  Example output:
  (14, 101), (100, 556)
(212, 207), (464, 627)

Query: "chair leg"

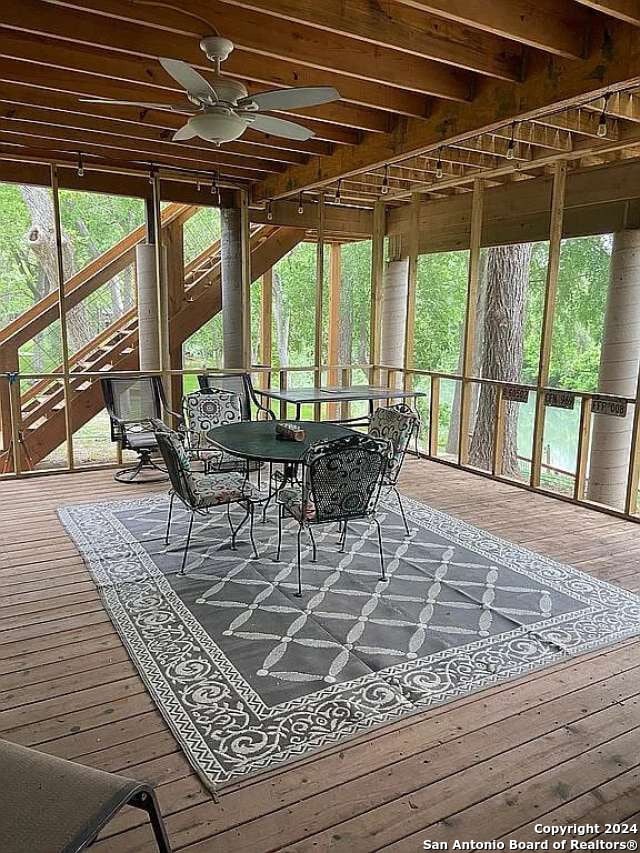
(308, 525), (317, 562)
(295, 525), (303, 597)
(339, 522), (348, 553)
(395, 487), (410, 536)
(130, 790), (172, 853)
(276, 504), (283, 561)
(165, 492), (175, 546)
(373, 517), (386, 581)
(180, 513), (194, 575)
(248, 503), (259, 559)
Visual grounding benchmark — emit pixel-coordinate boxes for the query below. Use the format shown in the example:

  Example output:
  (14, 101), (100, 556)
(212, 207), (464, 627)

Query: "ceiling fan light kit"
(80, 33), (341, 148)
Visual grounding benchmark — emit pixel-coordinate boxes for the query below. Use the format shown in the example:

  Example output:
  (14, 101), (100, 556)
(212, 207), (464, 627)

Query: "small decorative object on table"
(275, 422), (306, 442)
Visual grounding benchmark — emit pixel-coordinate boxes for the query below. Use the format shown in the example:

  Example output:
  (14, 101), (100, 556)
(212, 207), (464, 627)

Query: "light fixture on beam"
(76, 152), (84, 178)
(381, 164), (390, 195)
(597, 93), (611, 138)
(435, 147), (444, 179)
(506, 123), (517, 160)
(335, 179), (342, 203)
(266, 199), (273, 221)
(298, 192), (304, 214)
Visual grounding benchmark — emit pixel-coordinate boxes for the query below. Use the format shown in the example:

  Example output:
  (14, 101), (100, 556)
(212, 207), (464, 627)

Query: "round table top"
(206, 420), (355, 463)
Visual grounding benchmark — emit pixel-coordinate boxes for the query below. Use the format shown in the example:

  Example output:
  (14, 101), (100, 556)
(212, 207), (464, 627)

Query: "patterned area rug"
(59, 493), (640, 790)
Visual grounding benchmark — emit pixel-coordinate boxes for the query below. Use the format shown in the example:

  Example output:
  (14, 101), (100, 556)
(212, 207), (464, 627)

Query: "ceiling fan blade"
(247, 114), (315, 140)
(240, 86), (339, 111)
(159, 57), (218, 102)
(79, 97), (190, 112)
(173, 122), (197, 141)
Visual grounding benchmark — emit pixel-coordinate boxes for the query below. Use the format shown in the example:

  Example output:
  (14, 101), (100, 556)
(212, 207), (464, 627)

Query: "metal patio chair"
(153, 423), (265, 572)
(368, 403), (421, 536)
(183, 387), (262, 476)
(0, 738), (171, 853)
(101, 375), (179, 483)
(197, 371), (275, 421)
(275, 433), (391, 596)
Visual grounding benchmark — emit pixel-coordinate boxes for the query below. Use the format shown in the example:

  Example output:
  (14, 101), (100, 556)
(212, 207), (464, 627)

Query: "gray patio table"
(254, 384), (426, 422)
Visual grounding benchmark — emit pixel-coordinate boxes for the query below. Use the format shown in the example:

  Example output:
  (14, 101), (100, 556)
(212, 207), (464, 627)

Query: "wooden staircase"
(0, 207), (303, 470)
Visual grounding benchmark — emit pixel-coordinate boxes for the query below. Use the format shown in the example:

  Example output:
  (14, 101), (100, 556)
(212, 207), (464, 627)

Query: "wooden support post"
(531, 162), (568, 488)
(314, 193), (325, 421)
(574, 396), (593, 501)
(403, 193), (419, 393)
(429, 375), (440, 457)
(491, 385), (505, 476)
(8, 374), (22, 476)
(458, 179), (485, 466)
(166, 217), (184, 414)
(240, 188), (252, 370)
(327, 243), (342, 420)
(150, 173), (172, 412)
(260, 268), (273, 390)
(0, 346), (17, 453)
(279, 369), (288, 420)
(369, 201), (385, 387)
(625, 367), (640, 515)
(340, 366), (351, 422)
(51, 165), (74, 471)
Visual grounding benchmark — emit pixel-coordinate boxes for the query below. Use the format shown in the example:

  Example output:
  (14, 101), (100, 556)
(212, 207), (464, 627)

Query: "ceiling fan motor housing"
(200, 36), (234, 63)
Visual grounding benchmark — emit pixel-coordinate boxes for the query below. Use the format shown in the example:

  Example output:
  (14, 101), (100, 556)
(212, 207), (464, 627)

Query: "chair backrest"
(183, 389), (242, 449)
(102, 376), (165, 424)
(304, 433), (390, 523)
(153, 428), (196, 507)
(369, 404), (419, 484)
(197, 373), (251, 420)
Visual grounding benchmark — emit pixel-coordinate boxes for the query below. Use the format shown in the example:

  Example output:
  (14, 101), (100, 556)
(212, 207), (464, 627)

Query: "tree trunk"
(587, 229), (640, 509)
(469, 243), (532, 475)
(339, 270), (354, 365)
(272, 268), (290, 367)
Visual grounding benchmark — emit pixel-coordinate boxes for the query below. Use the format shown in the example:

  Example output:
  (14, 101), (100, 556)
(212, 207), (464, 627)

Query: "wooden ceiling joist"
(573, 0), (640, 27)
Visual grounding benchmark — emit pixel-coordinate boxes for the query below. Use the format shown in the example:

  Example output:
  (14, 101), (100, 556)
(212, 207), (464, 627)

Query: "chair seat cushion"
(126, 431), (157, 450)
(277, 486), (316, 521)
(190, 472), (266, 508)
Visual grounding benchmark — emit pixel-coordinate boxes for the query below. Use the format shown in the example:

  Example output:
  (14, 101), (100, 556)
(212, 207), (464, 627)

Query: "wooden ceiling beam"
(253, 17), (640, 201)
(0, 54), (361, 146)
(0, 99), (314, 167)
(0, 127), (272, 180)
(573, 0), (640, 27)
(393, 0), (592, 59)
(214, 0), (522, 81)
(31, 0), (472, 101)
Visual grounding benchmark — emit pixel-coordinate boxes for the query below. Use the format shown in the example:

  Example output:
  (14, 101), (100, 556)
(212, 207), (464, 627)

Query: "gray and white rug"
(59, 493), (640, 790)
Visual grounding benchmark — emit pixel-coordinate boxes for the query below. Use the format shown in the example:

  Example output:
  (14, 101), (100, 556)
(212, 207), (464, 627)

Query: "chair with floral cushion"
(182, 388), (245, 473)
(368, 403), (420, 536)
(197, 372), (275, 421)
(152, 422), (265, 573)
(275, 433), (391, 596)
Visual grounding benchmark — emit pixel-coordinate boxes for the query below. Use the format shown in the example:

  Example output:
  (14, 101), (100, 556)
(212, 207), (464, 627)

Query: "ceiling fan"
(81, 36), (340, 145)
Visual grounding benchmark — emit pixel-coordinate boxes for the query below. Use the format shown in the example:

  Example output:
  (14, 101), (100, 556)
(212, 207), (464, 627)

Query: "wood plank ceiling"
(1, 0), (640, 210)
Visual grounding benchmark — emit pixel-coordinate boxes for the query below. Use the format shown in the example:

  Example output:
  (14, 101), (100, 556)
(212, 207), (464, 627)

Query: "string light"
(506, 122), (517, 160)
(381, 164), (390, 195)
(335, 179), (342, 203)
(435, 147), (443, 179)
(598, 93), (611, 138)
(148, 166), (155, 184)
(266, 199), (273, 221)
(76, 152), (84, 178)
(298, 192), (304, 214)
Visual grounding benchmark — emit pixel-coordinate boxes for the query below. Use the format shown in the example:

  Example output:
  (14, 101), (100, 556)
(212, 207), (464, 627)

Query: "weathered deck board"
(1, 460), (639, 852)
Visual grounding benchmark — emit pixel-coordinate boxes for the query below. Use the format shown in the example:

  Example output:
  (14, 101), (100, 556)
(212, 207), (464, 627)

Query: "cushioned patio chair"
(276, 433), (391, 596)
(101, 375), (179, 483)
(197, 371), (275, 421)
(0, 738), (171, 853)
(368, 403), (421, 536)
(153, 423), (265, 572)
(183, 387), (262, 476)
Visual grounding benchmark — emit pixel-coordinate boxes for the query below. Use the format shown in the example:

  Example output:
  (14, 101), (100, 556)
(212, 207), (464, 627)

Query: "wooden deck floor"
(1, 461), (640, 852)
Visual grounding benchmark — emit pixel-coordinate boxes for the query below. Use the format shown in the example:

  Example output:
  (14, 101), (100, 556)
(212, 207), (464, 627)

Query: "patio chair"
(275, 433), (391, 596)
(182, 388), (262, 476)
(197, 371), (275, 421)
(153, 423), (265, 572)
(0, 737), (171, 853)
(368, 403), (421, 536)
(101, 375), (179, 483)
